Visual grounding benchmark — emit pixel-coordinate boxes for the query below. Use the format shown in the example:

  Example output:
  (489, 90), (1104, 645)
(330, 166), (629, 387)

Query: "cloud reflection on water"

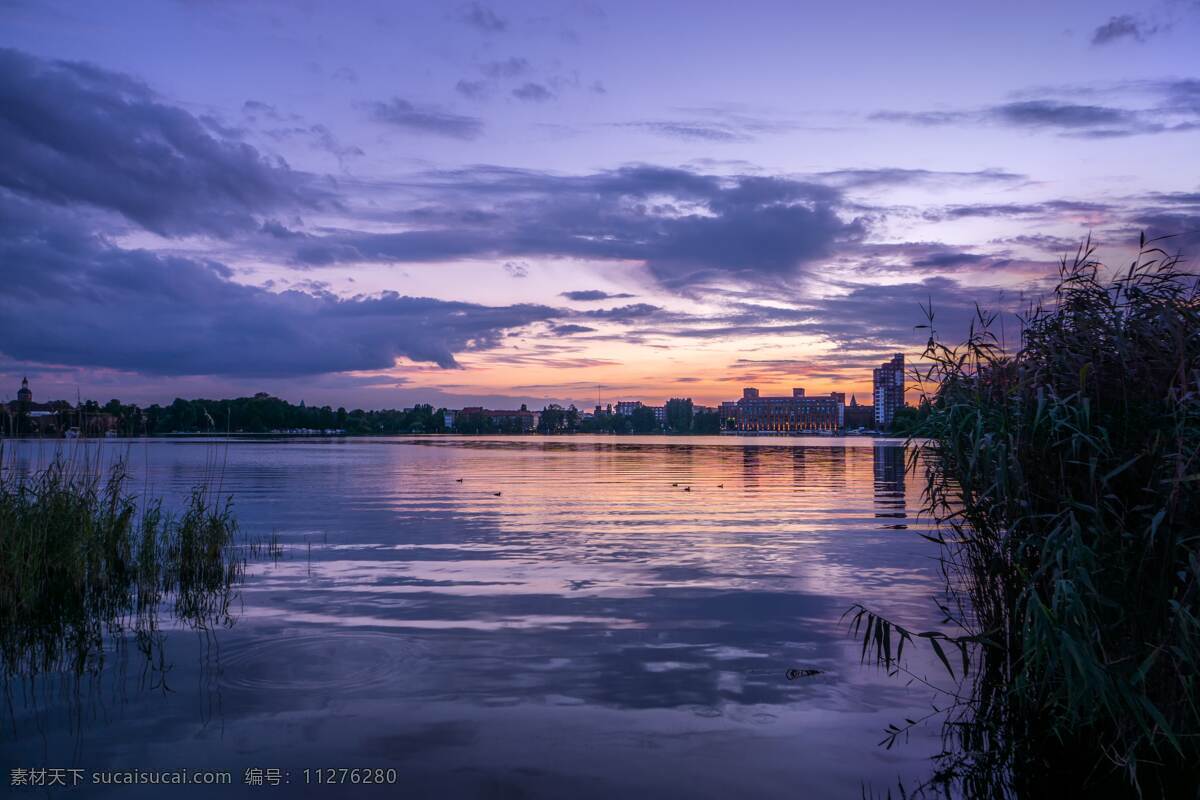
(4, 437), (943, 798)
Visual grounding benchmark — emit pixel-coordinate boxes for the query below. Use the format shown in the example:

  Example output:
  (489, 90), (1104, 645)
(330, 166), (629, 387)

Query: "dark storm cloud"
(922, 199), (1114, 222)
(455, 79), (489, 100)
(909, 251), (994, 269)
(458, 2), (506, 32)
(0, 48), (324, 237)
(560, 290), (637, 301)
(1142, 191), (1200, 206)
(512, 82), (554, 102)
(1128, 210), (1200, 251)
(813, 167), (1027, 188)
(0, 193), (558, 376)
(993, 100), (1135, 130)
(367, 98), (483, 139)
(873, 101), (1146, 136)
(581, 303), (675, 322)
(1092, 15), (1156, 45)
(290, 165), (864, 289)
(1137, 190), (1200, 212)
(811, 279), (1016, 344)
(835, 242), (1040, 278)
(481, 57), (530, 78)
(873, 90), (1200, 138)
(1156, 78), (1200, 114)
(990, 234), (1085, 255)
(800, 279), (1027, 348)
(242, 99), (288, 120)
(609, 277), (1028, 356)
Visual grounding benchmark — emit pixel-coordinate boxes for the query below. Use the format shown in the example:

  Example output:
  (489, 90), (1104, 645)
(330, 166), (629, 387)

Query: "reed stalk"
(851, 236), (1200, 798)
(0, 449), (243, 681)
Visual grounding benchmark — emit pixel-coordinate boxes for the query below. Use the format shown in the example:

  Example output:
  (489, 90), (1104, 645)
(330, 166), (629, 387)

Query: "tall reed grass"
(0, 448), (244, 681)
(851, 236), (1200, 798)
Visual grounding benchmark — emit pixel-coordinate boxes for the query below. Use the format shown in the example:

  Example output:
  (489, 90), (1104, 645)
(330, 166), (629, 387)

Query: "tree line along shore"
(5, 392), (922, 437)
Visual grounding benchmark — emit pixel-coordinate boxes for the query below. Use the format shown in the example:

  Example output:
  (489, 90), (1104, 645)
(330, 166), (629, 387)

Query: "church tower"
(17, 377), (31, 403)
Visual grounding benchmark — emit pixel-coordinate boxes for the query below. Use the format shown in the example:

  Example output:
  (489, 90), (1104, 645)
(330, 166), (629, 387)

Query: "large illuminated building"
(719, 387), (845, 432)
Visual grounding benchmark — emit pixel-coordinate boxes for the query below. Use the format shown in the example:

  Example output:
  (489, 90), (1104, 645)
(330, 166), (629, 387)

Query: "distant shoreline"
(2, 430), (899, 441)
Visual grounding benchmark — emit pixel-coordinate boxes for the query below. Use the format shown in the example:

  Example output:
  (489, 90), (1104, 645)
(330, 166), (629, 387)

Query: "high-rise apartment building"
(873, 354), (905, 429)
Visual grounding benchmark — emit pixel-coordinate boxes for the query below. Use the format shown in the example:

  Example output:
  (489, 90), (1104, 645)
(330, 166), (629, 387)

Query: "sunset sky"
(1, 1), (1198, 410)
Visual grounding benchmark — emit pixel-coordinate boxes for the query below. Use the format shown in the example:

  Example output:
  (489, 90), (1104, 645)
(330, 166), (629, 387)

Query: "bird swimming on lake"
(717, 483), (724, 488)
(683, 486), (691, 492)
(671, 482), (679, 487)
(456, 478), (464, 482)
(493, 491), (502, 496)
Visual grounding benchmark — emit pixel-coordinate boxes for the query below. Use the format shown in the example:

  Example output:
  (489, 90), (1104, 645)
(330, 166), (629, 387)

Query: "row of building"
(2, 377), (119, 437)
(440, 354), (908, 434)
(592, 353), (906, 433)
(444, 405), (540, 431)
(611, 401), (717, 421)
(444, 400), (718, 432)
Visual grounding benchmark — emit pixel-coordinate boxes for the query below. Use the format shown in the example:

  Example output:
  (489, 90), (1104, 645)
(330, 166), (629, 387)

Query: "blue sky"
(1, 0), (1197, 409)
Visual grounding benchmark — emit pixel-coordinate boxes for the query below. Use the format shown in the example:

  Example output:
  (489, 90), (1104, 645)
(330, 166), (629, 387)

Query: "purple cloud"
(367, 97), (483, 139)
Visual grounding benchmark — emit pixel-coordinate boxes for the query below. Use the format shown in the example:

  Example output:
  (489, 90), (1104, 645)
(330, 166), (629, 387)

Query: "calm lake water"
(4, 436), (949, 798)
